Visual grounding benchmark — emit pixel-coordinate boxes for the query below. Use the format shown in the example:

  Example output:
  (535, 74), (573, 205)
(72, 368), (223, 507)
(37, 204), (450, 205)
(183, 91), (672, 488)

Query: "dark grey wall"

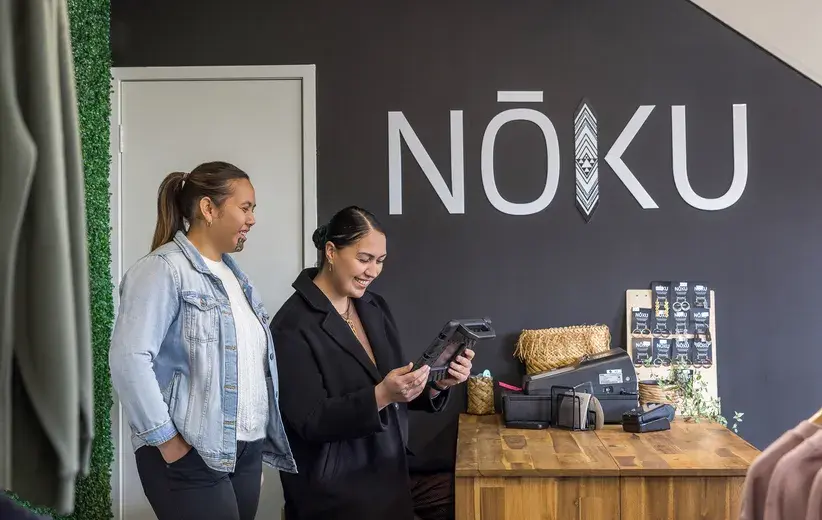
(112, 0), (822, 466)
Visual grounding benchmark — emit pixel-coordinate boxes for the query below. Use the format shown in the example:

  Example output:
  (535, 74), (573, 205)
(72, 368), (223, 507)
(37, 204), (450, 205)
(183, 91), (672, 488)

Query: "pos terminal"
(412, 318), (496, 383)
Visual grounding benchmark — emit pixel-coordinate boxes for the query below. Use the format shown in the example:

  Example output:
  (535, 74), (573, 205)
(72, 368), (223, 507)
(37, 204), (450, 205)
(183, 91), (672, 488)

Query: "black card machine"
(413, 318), (495, 383)
(622, 403), (676, 433)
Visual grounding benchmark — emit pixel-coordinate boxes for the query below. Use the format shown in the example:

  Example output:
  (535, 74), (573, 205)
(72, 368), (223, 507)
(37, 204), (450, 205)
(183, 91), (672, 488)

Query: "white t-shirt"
(202, 256), (269, 442)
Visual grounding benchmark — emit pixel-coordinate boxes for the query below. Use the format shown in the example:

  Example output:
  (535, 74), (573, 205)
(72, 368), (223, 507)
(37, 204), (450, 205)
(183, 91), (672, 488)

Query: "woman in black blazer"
(269, 206), (474, 520)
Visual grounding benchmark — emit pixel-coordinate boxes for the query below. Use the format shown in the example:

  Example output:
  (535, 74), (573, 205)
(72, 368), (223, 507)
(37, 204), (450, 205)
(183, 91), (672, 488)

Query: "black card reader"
(413, 318), (496, 383)
(621, 403), (676, 433)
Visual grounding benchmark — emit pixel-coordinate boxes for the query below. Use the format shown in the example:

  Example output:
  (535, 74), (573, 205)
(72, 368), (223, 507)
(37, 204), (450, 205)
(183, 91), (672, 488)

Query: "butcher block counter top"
(454, 414), (760, 520)
(455, 414), (620, 477)
(594, 419), (758, 477)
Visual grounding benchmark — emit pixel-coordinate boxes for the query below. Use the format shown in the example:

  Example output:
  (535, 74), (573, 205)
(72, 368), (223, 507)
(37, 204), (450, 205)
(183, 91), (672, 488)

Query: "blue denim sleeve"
(109, 254), (181, 446)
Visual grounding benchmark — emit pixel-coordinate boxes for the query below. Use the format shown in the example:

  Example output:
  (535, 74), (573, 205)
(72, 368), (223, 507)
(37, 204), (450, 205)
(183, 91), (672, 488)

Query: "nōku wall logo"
(387, 91), (748, 221)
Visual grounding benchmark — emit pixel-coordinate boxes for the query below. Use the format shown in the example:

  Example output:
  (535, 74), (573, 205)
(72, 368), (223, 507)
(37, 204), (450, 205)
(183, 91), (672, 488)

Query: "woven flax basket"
(638, 380), (679, 406)
(514, 324), (611, 374)
(467, 375), (495, 415)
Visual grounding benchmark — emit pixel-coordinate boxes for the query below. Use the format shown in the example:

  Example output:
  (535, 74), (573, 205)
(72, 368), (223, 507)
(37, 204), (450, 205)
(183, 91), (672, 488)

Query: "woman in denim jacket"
(109, 161), (296, 520)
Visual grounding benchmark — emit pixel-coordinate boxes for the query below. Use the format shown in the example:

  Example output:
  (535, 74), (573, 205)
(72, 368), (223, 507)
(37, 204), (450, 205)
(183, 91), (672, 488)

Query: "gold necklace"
(342, 298), (356, 334)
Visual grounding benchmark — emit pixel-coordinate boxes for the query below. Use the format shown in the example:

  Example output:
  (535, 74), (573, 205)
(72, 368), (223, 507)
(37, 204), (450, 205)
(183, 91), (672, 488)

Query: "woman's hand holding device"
(431, 348), (475, 391)
(375, 363), (431, 410)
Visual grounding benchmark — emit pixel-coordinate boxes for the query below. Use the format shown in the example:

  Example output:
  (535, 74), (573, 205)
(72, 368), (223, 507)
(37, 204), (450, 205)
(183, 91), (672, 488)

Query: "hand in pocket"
(159, 434), (193, 465)
(163, 444), (224, 490)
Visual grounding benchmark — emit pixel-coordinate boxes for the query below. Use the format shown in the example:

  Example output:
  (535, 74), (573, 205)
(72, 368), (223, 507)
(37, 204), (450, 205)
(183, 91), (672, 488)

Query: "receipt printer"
(518, 348), (639, 424)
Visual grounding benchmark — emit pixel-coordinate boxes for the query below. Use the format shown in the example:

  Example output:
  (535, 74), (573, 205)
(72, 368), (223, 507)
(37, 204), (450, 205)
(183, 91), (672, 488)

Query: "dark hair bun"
(312, 224), (329, 250)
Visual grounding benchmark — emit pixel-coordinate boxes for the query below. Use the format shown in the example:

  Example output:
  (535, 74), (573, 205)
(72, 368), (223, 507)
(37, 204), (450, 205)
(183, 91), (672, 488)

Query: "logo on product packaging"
(388, 91), (748, 221)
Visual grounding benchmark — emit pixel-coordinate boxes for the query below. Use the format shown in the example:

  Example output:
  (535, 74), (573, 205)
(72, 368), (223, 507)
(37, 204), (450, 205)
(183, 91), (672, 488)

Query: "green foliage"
(9, 0), (113, 518)
(643, 358), (744, 434)
(68, 0), (115, 515)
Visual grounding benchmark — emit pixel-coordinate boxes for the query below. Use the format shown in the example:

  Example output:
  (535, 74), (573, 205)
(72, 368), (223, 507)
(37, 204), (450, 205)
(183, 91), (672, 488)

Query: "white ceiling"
(690, 0), (822, 87)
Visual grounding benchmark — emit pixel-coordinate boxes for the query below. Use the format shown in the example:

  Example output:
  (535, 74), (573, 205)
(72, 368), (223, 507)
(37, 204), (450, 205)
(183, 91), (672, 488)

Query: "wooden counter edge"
(454, 467), (622, 478)
(454, 466), (748, 478)
(609, 467), (751, 477)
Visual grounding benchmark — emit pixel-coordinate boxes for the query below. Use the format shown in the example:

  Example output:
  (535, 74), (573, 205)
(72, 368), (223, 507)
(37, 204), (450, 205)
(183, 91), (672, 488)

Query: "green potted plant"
(641, 358), (744, 433)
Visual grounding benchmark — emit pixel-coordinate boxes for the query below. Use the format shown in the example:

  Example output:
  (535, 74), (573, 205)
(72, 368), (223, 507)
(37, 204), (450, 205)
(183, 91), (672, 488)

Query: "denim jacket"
(109, 231), (297, 474)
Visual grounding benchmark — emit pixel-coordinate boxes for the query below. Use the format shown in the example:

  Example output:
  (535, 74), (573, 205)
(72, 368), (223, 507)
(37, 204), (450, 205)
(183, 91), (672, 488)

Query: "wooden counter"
(455, 414), (760, 520)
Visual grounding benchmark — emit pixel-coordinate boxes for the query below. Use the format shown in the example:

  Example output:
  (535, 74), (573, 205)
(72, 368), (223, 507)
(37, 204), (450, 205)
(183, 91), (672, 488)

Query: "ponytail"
(151, 171), (187, 251)
(149, 162), (250, 252)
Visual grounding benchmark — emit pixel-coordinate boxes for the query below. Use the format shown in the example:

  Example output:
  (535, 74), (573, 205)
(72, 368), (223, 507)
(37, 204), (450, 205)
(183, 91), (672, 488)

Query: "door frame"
(108, 65), (317, 520)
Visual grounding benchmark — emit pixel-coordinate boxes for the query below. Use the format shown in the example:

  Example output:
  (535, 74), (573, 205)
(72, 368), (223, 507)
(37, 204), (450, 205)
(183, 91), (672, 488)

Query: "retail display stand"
(625, 289), (718, 403)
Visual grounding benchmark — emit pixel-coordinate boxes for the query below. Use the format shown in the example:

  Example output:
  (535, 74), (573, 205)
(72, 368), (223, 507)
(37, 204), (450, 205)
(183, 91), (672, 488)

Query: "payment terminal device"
(622, 403), (676, 433)
(413, 318), (496, 383)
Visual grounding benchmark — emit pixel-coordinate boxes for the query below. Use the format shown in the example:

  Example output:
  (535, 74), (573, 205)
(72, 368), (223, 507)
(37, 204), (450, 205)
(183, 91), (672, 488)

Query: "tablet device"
(413, 318), (496, 383)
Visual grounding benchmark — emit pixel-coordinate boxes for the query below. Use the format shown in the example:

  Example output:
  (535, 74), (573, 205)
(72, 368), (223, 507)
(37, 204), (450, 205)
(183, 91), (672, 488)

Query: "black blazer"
(270, 268), (450, 520)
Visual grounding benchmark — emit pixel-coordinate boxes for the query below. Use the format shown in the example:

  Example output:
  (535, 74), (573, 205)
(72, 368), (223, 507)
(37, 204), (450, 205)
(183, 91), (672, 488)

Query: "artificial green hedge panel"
(14, 0), (114, 518)
(67, 0), (115, 517)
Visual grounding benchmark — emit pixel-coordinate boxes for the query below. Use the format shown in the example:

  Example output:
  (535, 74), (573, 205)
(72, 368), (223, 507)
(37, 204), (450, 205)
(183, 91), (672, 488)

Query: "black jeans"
(410, 471), (454, 520)
(135, 440), (264, 520)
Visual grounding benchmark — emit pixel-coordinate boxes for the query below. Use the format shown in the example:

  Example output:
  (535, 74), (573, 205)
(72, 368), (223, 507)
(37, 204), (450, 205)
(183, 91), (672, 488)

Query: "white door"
(110, 65), (317, 520)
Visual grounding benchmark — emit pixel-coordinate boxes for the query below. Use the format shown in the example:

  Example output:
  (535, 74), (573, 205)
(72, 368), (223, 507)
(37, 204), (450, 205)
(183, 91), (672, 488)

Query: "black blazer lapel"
(321, 311), (382, 384)
(293, 268), (387, 384)
(354, 296), (395, 378)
